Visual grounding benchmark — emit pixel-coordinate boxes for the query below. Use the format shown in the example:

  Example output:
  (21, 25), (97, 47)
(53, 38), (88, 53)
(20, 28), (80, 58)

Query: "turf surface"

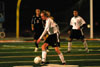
(0, 41), (100, 67)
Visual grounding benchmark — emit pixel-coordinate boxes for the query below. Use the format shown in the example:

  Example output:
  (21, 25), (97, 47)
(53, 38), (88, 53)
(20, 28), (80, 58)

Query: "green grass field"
(0, 41), (100, 67)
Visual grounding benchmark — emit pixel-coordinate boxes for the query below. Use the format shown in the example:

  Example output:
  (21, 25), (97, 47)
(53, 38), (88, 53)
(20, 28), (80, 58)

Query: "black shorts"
(45, 34), (58, 47)
(34, 32), (42, 40)
(70, 29), (84, 39)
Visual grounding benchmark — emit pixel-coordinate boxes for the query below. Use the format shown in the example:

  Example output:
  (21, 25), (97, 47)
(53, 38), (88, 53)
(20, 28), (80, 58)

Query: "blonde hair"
(46, 11), (54, 20)
(41, 10), (54, 20)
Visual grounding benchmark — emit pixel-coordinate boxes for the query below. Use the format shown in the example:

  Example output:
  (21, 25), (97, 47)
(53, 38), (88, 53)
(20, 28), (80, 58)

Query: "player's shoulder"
(48, 17), (53, 20)
(71, 16), (78, 19)
(77, 16), (83, 19)
(71, 16), (75, 20)
(47, 18), (53, 22)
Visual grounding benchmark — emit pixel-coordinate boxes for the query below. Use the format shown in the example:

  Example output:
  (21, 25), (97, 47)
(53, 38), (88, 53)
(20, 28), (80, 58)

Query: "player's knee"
(55, 47), (61, 54)
(42, 44), (46, 51)
(42, 43), (48, 51)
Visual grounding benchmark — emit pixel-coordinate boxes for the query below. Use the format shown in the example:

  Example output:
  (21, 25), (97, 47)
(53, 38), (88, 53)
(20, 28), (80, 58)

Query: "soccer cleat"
(34, 48), (38, 52)
(62, 62), (66, 65)
(67, 51), (71, 53)
(86, 49), (89, 53)
(40, 61), (49, 65)
(40, 61), (45, 65)
(46, 49), (50, 52)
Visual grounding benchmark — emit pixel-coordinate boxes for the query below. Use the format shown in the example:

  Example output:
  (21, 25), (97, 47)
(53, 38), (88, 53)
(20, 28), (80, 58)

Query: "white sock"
(68, 42), (72, 51)
(83, 40), (88, 50)
(58, 53), (66, 63)
(42, 51), (47, 62)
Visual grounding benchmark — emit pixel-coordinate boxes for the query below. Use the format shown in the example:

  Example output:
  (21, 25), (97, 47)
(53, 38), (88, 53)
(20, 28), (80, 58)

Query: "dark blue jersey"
(31, 15), (44, 33)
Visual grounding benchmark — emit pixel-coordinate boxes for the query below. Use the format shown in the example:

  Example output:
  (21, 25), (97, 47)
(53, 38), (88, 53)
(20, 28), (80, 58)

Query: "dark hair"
(73, 9), (78, 12)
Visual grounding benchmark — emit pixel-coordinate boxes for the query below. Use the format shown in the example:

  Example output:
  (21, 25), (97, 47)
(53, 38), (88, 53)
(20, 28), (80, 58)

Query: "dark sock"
(35, 42), (38, 48)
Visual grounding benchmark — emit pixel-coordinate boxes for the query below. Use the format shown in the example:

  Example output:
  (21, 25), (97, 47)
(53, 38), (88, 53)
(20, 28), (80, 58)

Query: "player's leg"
(41, 43), (48, 63)
(43, 35), (49, 52)
(46, 46), (49, 52)
(34, 40), (39, 52)
(34, 35), (39, 52)
(67, 30), (74, 53)
(80, 29), (89, 53)
(33, 33), (39, 52)
(55, 47), (66, 64)
(67, 38), (73, 53)
(81, 39), (89, 53)
(56, 33), (60, 47)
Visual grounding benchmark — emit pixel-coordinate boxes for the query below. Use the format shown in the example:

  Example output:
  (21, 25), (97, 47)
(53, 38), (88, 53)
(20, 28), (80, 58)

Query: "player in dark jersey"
(31, 9), (44, 52)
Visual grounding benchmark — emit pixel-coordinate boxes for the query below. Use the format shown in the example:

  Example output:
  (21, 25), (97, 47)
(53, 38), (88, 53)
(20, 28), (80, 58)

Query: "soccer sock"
(83, 40), (88, 50)
(42, 51), (47, 62)
(35, 42), (38, 48)
(58, 53), (66, 63)
(68, 42), (72, 51)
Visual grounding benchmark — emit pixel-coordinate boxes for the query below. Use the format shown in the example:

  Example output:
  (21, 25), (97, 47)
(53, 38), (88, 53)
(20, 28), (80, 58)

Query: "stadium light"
(90, 0), (93, 39)
(16, 0), (21, 39)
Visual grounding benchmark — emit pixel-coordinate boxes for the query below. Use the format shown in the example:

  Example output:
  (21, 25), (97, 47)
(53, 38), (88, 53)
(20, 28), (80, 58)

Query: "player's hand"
(37, 38), (41, 44)
(68, 31), (71, 35)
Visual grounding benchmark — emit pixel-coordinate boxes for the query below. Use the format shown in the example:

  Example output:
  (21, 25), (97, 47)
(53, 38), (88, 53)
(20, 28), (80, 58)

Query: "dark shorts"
(34, 32), (42, 40)
(70, 29), (84, 39)
(45, 34), (58, 47)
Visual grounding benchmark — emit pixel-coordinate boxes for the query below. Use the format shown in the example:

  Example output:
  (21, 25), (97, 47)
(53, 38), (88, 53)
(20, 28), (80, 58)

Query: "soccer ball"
(34, 56), (41, 64)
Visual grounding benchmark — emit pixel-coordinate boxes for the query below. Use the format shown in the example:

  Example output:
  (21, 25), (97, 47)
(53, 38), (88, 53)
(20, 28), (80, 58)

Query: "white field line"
(13, 66), (33, 67)
(0, 45), (100, 50)
(41, 64), (79, 67)
(0, 38), (100, 43)
(81, 66), (100, 67)
(0, 54), (100, 58)
(0, 59), (100, 64)
(0, 49), (100, 54)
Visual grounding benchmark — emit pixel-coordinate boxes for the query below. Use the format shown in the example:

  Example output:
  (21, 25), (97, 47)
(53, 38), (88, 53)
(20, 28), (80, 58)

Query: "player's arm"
(80, 24), (86, 29)
(67, 25), (72, 34)
(80, 17), (87, 29)
(67, 18), (73, 34)
(31, 16), (35, 31)
(67, 25), (73, 31)
(39, 21), (50, 39)
(31, 24), (34, 31)
(37, 21), (50, 43)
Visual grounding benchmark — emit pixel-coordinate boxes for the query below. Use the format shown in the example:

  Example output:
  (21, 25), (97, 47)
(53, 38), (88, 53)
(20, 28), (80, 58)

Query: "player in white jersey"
(67, 10), (89, 53)
(46, 11), (61, 47)
(37, 11), (66, 65)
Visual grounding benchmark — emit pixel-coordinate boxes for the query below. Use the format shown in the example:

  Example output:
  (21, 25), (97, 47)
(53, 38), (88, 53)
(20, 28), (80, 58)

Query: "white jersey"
(70, 16), (86, 30)
(40, 18), (60, 39)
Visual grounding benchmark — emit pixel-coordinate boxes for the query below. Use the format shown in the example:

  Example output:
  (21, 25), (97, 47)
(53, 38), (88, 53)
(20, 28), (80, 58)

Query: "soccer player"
(31, 9), (44, 52)
(46, 11), (60, 47)
(67, 10), (89, 53)
(37, 11), (66, 65)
